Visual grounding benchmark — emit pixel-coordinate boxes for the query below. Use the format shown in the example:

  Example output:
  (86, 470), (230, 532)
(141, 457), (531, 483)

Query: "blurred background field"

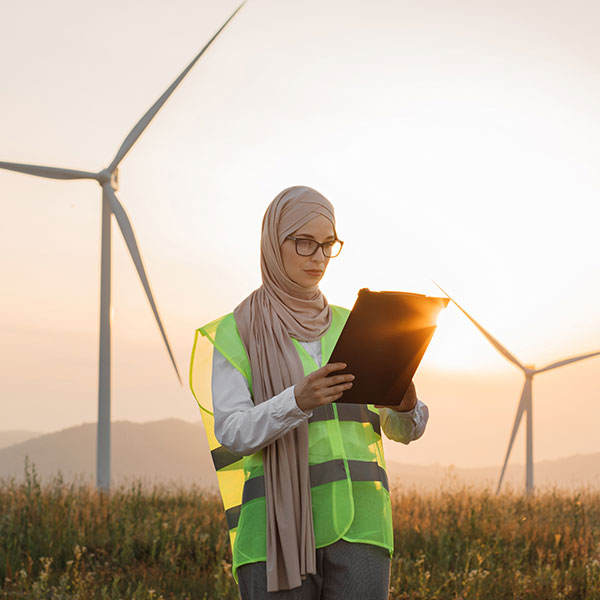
(2, 466), (599, 600)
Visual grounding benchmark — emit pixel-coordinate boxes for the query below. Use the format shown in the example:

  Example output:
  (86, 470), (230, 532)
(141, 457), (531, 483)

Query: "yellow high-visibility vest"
(189, 305), (393, 580)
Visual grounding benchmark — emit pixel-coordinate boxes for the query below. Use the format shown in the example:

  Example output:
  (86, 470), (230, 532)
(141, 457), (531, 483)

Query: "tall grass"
(390, 484), (600, 599)
(1, 464), (236, 599)
(1, 464), (599, 599)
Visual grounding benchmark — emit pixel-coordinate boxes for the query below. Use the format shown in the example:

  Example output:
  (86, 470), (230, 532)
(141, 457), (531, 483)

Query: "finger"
(315, 383), (353, 405)
(322, 373), (355, 386)
(324, 382), (353, 397)
(322, 362), (347, 374)
(323, 392), (345, 403)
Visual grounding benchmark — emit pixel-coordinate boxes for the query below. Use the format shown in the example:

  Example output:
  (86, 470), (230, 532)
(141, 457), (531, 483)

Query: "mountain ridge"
(1, 420), (598, 490)
(0, 430), (44, 449)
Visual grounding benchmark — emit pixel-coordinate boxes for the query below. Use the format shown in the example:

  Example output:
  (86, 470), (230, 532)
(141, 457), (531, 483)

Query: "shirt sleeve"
(211, 347), (312, 456)
(379, 400), (429, 445)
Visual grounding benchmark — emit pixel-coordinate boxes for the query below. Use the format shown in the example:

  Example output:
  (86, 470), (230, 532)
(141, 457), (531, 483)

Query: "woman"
(191, 186), (428, 599)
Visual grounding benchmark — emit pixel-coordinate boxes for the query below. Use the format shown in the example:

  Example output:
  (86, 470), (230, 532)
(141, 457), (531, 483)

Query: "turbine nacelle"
(97, 168), (119, 190)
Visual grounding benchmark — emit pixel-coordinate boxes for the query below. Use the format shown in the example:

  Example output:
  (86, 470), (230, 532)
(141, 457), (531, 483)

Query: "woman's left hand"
(374, 381), (417, 413)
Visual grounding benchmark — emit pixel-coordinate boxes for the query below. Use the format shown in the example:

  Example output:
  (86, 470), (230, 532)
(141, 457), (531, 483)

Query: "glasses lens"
(324, 240), (343, 257)
(295, 239), (319, 256)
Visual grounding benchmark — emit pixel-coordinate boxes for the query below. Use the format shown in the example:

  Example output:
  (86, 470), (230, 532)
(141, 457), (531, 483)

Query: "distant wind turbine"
(0, 3), (245, 491)
(434, 283), (600, 495)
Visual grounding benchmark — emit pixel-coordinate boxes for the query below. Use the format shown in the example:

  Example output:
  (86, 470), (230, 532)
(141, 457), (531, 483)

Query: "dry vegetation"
(1, 464), (599, 599)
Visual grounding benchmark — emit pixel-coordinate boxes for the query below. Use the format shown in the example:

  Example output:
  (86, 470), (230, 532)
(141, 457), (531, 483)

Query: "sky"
(1, 0), (599, 472)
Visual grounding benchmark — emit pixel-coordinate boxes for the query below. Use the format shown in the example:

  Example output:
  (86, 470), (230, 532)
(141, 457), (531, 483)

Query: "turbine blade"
(536, 350), (600, 374)
(105, 186), (182, 384)
(0, 161), (96, 180)
(434, 282), (525, 371)
(108, 2), (246, 171)
(496, 380), (528, 494)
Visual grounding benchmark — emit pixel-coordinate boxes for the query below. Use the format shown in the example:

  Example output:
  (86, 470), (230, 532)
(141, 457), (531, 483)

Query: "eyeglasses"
(285, 236), (344, 258)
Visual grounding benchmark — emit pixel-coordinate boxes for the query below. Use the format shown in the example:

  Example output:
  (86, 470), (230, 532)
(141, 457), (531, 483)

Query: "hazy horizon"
(3, 419), (600, 496)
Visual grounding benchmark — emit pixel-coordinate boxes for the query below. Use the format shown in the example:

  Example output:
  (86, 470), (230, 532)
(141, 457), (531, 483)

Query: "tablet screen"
(327, 289), (448, 405)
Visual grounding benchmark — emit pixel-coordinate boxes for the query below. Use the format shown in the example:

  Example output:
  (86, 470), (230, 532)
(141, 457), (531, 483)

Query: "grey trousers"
(236, 539), (390, 600)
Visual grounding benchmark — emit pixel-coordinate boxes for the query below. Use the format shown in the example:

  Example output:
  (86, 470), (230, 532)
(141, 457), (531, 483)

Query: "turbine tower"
(0, 3), (245, 491)
(435, 284), (600, 495)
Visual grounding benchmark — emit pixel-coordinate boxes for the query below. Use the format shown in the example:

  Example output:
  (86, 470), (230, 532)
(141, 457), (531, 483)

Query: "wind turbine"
(0, 3), (245, 491)
(435, 284), (600, 495)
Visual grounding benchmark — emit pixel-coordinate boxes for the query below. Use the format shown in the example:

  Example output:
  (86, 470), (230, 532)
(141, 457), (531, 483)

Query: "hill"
(386, 453), (600, 491)
(0, 419), (217, 489)
(0, 429), (43, 449)
(1, 419), (599, 490)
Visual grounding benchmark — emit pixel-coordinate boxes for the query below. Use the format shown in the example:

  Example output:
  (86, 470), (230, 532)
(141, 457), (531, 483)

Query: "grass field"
(2, 465), (599, 599)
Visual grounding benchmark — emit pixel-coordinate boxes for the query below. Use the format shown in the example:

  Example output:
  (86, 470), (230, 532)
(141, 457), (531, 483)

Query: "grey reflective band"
(309, 459), (346, 487)
(310, 403), (381, 436)
(309, 404), (336, 423)
(242, 474), (265, 503)
(347, 459), (389, 492)
(211, 445), (242, 471)
(239, 458), (389, 509)
(225, 505), (241, 530)
(336, 404), (381, 437)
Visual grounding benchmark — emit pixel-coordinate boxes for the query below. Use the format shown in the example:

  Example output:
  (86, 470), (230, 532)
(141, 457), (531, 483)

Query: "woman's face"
(281, 215), (335, 289)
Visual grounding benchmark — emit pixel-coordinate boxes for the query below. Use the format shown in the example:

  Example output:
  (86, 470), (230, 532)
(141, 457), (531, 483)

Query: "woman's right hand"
(294, 363), (355, 412)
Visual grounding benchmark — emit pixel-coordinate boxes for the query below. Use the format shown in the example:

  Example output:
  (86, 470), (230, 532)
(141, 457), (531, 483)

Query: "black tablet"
(327, 289), (448, 405)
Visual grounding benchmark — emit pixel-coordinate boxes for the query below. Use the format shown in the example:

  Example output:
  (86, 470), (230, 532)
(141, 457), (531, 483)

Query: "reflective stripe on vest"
(219, 458), (390, 530)
(208, 407), (385, 531)
(206, 406), (384, 531)
(310, 403), (381, 436)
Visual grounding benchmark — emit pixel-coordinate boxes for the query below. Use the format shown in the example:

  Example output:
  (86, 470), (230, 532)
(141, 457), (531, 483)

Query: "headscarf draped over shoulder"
(234, 186), (336, 591)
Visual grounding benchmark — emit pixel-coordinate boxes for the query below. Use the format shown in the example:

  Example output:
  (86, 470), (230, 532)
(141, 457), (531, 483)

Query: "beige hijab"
(234, 186), (335, 591)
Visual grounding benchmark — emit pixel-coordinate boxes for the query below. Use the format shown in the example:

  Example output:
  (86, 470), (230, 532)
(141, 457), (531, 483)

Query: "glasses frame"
(285, 236), (344, 258)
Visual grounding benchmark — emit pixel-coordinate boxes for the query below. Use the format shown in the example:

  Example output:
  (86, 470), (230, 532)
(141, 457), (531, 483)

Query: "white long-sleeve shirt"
(212, 339), (429, 456)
